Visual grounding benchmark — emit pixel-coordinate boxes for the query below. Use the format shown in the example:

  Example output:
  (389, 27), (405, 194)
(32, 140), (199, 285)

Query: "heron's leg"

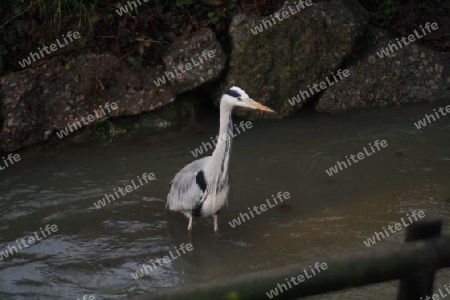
(213, 214), (218, 232)
(187, 217), (193, 231)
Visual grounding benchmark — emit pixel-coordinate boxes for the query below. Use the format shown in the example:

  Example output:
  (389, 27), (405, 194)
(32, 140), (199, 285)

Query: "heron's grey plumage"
(166, 156), (210, 212)
(166, 86), (273, 231)
(167, 100), (233, 219)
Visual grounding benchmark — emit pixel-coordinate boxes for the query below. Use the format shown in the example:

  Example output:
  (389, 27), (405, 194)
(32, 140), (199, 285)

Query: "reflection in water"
(0, 103), (449, 299)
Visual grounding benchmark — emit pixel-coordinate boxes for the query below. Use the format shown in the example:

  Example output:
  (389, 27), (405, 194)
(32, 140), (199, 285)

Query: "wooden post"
(397, 218), (442, 300)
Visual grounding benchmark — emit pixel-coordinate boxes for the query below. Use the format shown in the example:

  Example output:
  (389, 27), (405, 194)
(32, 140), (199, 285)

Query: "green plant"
(88, 15), (99, 27)
(77, 36), (88, 46)
(93, 118), (115, 142)
(207, 12), (221, 25)
(126, 56), (143, 70)
(226, 3), (237, 12)
(175, 0), (193, 7)
(378, 0), (398, 20)
(33, 0), (98, 35)
(0, 46), (8, 56)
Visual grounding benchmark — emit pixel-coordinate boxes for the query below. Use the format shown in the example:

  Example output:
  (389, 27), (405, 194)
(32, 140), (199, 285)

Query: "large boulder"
(0, 54), (176, 152)
(316, 26), (450, 113)
(222, 0), (369, 118)
(162, 28), (227, 93)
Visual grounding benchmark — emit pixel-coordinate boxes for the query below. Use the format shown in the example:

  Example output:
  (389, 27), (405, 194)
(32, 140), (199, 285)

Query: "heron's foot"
(187, 217), (193, 231)
(213, 215), (219, 233)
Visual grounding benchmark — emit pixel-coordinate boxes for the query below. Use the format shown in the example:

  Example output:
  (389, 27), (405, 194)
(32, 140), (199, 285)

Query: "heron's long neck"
(204, 101), (233, 180)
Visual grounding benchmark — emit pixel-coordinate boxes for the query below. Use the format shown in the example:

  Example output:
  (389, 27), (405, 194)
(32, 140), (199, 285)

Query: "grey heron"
(166, 86), (274, 232)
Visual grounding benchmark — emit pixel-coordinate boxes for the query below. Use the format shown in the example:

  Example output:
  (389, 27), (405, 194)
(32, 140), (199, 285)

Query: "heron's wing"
(166, 156), (210, 212)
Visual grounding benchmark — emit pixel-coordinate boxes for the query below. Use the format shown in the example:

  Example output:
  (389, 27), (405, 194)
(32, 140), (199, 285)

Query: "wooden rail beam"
(130, 231), (450, 300)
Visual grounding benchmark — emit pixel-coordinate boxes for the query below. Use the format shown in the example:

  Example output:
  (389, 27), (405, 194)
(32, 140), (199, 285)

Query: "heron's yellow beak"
(248, 99), (274, 112)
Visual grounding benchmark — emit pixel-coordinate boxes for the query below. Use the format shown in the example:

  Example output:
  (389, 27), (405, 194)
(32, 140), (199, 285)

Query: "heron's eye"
(237, 97), (242, 101)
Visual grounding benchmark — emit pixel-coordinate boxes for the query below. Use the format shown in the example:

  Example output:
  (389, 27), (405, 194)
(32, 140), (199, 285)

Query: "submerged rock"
(316, 26), (450, 113)
(223, 0), (369, 118)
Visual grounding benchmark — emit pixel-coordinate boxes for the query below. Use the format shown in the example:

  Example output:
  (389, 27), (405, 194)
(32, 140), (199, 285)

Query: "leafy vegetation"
(93, 118), (121, 142)
(0, 0), (446, 74)
(0, 0), (241, 74)
(207, 12), (221, 26)
(175, 0), (194, 7)
(126, 56), (143, 70)
(377, 0), (398, 21)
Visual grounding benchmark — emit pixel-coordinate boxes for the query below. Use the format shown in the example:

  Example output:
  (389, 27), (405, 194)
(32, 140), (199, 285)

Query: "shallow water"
(0, 103), (449, 300)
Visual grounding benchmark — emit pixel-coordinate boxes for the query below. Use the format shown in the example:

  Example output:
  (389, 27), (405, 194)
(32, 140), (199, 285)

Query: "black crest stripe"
(225, 89), (241, 98)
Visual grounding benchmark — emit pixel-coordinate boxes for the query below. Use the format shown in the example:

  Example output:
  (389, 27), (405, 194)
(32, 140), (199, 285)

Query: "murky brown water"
(0, 103), (449, 300)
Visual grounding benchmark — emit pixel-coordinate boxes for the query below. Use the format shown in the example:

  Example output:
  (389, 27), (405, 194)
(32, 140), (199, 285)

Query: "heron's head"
(222, 86), (274, 112)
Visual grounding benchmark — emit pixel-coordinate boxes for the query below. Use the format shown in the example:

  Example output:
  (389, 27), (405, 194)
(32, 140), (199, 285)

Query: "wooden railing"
(130, 219), (450, 300)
